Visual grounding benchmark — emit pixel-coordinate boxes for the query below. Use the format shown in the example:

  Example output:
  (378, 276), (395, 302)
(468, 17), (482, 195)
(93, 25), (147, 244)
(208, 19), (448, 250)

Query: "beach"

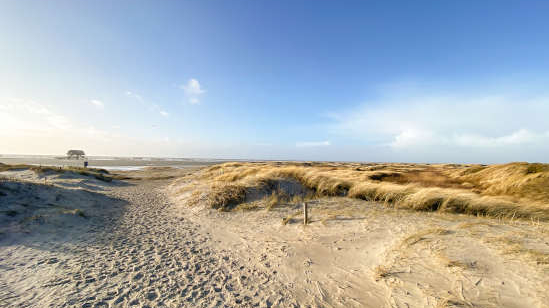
(4, 1), (549, 307)
(1, 163), (548, 307)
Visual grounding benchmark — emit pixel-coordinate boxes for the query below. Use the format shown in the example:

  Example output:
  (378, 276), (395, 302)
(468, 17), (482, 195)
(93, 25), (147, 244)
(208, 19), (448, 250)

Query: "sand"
(2, 166), (549, 308)
(169, 174), (549, 308)
(0, 169), (298, 307)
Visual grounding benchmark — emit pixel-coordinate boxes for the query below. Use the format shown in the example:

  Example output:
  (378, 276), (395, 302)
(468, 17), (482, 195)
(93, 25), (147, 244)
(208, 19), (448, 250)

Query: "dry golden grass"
(265, 190), (288, 210)
(235, 202), (260, 211)
(446, 162), (549, 202)
(177, 161), (549, 220)
(455, 221), (491, 229)
(204, 183), (247, 211)
(434, 297), (471, 308)
(186, 190), (204, 207)
(435, 251), (474, 270)
(281, 210), (303, 225)
(62, 208), (87, 218)
(373, 264), (392, 281)
(401, 228), (451, 247)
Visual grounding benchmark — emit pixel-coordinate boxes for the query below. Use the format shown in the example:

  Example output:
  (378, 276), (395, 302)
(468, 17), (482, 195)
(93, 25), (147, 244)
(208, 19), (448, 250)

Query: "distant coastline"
(0, 155), (224, 170)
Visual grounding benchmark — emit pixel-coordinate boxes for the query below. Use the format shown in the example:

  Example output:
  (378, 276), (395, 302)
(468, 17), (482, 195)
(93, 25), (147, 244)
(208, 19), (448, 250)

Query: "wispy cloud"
(1, 98), (72, 130)
(0, 97), (138, 155)
(125, 91), (170, 117)
(296, 141), (331, 147)
(90, 99), (104, 110)
(180, 78), (205, 104)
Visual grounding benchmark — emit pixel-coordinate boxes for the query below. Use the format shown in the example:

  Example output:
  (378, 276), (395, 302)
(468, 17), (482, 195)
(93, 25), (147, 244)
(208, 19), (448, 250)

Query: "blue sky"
(1, 0), (549, 162)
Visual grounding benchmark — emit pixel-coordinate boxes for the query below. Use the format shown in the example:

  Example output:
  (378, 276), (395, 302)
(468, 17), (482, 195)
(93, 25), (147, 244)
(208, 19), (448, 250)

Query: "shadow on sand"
(0, 178), (131, 251)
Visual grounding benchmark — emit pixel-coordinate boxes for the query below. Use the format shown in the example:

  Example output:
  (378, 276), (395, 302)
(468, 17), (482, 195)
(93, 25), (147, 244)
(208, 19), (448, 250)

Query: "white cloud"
(296, 141), (331, 147)
(390, 129), (438, 148)
(125, 91), (143, 102)
(331, 89), (549, 152)
(90, 99), (104, 109)
(453, 129), (541, 147)
(180, 78), (205, 104)
(181, 78), (205, 95)
(388, 128), (546, 149)
(159, 110), (169, 117)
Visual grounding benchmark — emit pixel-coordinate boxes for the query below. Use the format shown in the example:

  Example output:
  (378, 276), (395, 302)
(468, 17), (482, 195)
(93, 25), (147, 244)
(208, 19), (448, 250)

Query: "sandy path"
(0, 180), (299, 308)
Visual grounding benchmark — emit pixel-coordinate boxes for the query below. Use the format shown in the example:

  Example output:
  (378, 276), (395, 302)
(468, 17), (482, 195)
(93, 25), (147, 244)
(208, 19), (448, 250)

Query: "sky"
(1, 0), (549, 163)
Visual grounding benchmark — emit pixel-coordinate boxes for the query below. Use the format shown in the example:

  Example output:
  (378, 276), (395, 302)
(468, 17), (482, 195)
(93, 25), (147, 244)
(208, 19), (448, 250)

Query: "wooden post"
(303, 202), (308, 225)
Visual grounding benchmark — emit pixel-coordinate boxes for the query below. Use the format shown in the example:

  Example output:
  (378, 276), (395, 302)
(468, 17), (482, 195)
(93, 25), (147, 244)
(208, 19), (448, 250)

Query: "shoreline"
(0, 156), (220, 169)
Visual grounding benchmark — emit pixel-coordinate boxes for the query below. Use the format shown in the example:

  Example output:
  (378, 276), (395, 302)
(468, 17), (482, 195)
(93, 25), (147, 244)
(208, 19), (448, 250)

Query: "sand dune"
(2, 164), (549, 307)
(168, 163), (549, 307)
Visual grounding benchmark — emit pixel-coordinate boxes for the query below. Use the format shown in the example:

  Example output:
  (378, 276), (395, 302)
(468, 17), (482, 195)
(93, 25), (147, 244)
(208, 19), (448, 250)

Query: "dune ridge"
(172, 161), (549, 220)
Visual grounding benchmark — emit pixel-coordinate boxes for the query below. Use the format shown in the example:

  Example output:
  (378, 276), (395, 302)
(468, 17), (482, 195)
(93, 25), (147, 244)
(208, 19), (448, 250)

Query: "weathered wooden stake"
(303, 202), (308, 225)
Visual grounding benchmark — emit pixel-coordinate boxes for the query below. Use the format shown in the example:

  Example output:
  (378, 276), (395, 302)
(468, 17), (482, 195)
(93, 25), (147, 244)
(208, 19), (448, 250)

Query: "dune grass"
(178, 161), (549, 220)
(446, 162), (549, 202)
(0, 163), (114, 182)
(205, 183), (247, 211)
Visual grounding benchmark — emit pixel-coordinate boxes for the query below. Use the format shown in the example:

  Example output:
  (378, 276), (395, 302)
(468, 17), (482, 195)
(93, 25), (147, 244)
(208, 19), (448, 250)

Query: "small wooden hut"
(67, 150), (86, 159)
